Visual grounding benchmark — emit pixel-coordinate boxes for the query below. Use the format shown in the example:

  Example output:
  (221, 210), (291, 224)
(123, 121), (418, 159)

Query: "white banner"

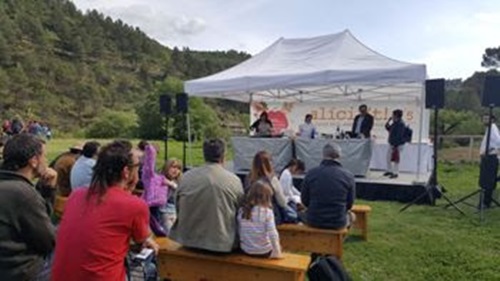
(250, 100), (429, 142)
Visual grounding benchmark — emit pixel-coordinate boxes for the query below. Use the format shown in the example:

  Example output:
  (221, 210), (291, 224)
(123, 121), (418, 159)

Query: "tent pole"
(416, 83), (425, 181)
(187, 112), (193, 169)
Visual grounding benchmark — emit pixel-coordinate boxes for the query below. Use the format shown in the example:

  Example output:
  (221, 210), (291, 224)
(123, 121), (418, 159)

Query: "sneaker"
(383, 172), (393, 176)
(389, 174), (399, 179)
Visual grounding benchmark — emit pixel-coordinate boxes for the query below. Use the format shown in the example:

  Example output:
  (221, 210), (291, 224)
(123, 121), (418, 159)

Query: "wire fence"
(438, 135), (483, 163)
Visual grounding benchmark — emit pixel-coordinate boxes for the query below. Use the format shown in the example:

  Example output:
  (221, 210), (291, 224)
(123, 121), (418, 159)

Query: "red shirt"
(51, 187), (150, 281)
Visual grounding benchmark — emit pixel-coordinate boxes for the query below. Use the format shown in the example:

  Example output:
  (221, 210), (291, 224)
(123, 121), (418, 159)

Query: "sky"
(71, 0), (500, 80)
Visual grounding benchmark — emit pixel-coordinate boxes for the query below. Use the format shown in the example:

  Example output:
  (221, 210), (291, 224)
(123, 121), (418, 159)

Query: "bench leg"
(358, 214), (368, 241)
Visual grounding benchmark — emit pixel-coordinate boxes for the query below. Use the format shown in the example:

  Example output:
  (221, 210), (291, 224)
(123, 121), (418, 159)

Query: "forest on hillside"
(0, 0), (500, 140)
(0, 0), (249, 140)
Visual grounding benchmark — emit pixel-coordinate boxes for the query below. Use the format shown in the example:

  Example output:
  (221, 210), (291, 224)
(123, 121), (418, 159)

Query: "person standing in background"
(298, 114), (317, 139)
(250, 112), (274, 137)
(351, 104), (374, 138)
(384, 109), (406, 179)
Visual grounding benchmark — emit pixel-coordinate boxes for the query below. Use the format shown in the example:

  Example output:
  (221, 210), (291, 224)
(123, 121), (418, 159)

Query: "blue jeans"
(159, 202), (176, 235)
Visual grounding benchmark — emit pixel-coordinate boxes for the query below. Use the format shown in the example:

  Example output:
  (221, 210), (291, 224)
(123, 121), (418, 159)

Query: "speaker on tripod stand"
(445, 76), (500, 222)
(400, 79), (465, 214)
(160, 94), (172, 161)
(176, 93), (189, 171)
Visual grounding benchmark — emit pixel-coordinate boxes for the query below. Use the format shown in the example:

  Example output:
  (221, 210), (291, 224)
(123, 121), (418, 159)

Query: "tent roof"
(184, 29), (426, 102)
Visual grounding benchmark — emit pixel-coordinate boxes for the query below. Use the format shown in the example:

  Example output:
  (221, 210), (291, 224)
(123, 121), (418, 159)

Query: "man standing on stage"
(351, 104), (374, 138)
(298, 114), (317, 139)
(384, 109), (407, 179)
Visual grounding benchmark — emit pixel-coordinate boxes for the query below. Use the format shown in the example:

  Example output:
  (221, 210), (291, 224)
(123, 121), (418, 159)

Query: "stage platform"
(231, 165), (434, 205)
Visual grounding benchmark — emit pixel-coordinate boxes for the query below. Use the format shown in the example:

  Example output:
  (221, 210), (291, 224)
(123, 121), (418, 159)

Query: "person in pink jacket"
(141, 144), (169, 236)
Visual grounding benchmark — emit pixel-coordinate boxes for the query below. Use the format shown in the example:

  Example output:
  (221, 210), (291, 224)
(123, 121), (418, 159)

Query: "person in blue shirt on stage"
(351, 104), (374, 139)
(298, 114), (317, 139)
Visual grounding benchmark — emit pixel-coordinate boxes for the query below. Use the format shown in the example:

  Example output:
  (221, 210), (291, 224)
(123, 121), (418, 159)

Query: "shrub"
(86, 110), (138, 138)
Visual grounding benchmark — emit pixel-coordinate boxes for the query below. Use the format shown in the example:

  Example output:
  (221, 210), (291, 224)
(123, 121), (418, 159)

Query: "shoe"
(389, 174), (398, 179)
(383, 172), (393, 176)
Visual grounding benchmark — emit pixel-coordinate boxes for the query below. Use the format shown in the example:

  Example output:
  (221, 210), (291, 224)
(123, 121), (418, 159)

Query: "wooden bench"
(351, 204), (372, 241)
(54, 195), (68, 218)
(155, 238), (309, 281)
(277, 224), (347, 259)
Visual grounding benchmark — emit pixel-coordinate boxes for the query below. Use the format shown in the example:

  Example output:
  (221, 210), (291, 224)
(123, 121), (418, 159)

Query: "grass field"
(45, 139), (500, 280)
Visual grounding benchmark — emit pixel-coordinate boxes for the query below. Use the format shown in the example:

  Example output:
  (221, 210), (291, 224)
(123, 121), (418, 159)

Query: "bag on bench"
(307, 254), (350, 281)
(126, 249), (158, 281)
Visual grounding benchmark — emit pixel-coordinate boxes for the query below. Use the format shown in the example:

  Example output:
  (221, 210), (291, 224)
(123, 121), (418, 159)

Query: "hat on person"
(69, 142), (84, 153)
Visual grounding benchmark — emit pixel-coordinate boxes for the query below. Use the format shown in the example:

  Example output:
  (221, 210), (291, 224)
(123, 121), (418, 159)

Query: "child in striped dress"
(238, 179), (283, 258)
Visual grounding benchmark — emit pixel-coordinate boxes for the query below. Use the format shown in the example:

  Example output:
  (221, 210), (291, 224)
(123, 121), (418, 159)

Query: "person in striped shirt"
(238, 179), (283, 259)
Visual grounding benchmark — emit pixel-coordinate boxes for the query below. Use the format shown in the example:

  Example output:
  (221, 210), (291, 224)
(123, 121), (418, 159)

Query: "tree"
(0, 32), (12, 66)
(482, 47), (500, 68)
(86, 110), (138, 138)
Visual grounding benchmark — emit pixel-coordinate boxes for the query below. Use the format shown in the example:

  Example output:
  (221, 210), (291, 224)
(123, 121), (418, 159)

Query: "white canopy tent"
(184, 29), (428, 179)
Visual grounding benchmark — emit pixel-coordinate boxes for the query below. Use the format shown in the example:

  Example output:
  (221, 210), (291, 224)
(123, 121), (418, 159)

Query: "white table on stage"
(369, 142), (433, 174)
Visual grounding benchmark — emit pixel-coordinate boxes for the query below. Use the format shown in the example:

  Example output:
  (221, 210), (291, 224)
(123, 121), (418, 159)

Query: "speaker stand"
(163, 114), (170, 162)
(444, 105), (500, 223)
(181, 113), (187, 171)
(400, 107), (465, 215)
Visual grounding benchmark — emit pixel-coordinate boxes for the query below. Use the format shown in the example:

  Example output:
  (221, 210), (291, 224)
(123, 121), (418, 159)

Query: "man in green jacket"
(171, 138), (244, 253)
(0, 134), (57, 281)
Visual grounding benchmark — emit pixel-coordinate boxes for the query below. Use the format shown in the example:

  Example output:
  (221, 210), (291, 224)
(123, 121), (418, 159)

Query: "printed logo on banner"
(250, 101), (428, 142)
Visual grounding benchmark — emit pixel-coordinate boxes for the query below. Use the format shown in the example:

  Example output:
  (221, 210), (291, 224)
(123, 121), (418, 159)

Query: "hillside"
(0, 0), (249, 134)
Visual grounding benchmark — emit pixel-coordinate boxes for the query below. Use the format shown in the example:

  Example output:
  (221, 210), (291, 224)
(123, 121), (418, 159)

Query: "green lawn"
(45, 139), (500, 280)
(345, 163), (500, 281)
(45, 138), (208, 168)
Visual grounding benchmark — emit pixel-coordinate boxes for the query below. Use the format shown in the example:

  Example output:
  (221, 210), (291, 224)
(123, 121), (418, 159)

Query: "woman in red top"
(51, 140), (158, 281)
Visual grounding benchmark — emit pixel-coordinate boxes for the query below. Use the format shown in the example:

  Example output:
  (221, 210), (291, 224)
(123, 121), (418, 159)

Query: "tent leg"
(416, 83), (426, 182)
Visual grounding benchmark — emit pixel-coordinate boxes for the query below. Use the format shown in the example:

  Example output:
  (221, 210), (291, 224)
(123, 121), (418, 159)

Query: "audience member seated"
(141, 144), (168, 236)
(279, 159), (305, 205)
(238, 179), (283, 259)
(69, 141), (100, 189)
(161, 158), (183, 235)
(51, 140), (158, 281)
(51, 143), (83, 196)
(0, 134), (57, 281)
(170, 139), (244, 253)
(248, 151), (298, 224)
(301, 143), (356, 229)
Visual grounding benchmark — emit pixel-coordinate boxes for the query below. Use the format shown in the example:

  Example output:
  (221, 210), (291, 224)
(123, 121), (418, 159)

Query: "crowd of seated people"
(0, 134), (355, 280)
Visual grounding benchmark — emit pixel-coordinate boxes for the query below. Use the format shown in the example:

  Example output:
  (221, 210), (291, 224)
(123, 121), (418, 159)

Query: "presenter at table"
(298, 114), (317, 139)
(250, 111), (273, 137)
(351, 104), (374, 138)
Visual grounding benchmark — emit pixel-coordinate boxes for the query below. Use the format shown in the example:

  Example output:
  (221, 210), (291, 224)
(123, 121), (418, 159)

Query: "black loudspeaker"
(425, 79), (445, 109)
(482, 76), (500, 107)
(176, 93), (189, 114)
(479, 154), (498, 190)
(159, 94), (172, 115)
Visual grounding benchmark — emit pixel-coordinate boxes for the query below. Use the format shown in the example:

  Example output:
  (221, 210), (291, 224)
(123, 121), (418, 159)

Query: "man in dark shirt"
(384, 109), (407, 179)
(301, 143), (356, 229)
(351, 104), (374, 138)
(0, 134), (57, 281)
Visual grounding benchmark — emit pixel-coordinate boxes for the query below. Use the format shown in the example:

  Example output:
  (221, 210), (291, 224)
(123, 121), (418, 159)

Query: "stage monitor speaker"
(479, 154), (498, 190)
(482, 76), (500, 107)
(159, 94), (172, 115)
(176, 93), (189, 114)
(425, 79), (445, 109)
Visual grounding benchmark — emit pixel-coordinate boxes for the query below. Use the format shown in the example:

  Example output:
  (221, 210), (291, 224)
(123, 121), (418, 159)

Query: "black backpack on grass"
(307, 254), (351, 281)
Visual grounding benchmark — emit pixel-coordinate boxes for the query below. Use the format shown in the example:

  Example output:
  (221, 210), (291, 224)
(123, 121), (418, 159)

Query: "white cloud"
(70, 0), (500, 79)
